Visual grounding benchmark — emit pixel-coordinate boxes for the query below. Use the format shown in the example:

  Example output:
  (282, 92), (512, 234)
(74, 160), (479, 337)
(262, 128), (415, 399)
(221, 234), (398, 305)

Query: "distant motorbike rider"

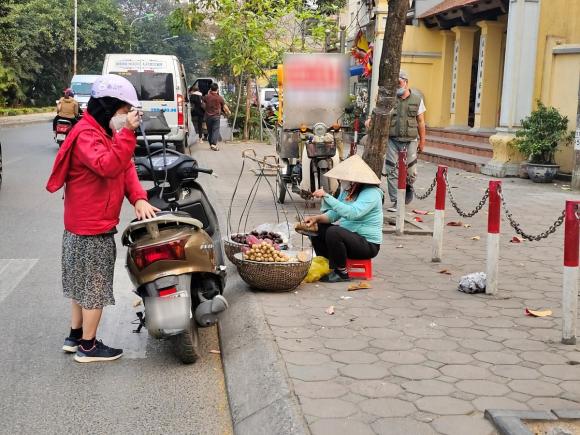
(53, 88), (80, 132)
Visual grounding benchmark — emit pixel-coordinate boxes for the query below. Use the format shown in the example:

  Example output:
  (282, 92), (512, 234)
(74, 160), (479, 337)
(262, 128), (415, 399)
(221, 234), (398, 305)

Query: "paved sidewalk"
(194, 140), (580, 435)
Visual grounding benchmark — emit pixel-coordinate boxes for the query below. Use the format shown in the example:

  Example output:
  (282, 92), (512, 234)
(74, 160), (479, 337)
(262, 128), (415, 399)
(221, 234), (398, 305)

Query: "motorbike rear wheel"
(171, 317), (200, 364)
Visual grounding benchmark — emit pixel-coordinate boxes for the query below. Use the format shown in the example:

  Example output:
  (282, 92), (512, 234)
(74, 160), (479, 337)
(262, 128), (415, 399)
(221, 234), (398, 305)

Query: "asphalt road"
(0, 122), (233, 434)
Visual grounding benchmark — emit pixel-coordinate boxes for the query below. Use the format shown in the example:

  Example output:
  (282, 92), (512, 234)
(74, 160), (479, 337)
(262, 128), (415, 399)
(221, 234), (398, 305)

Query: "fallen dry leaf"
(340, 296), (353, 300)
(471, 236), (481, 241)
(209, 350), (221, 355)
(438, 269), (452, 275)
(396, 244), (404, 248)
(447, 221), (463, 227)
(510, 236), (523, 243)
(133, 298), (143, 308)
(427, 211), (434, 215)
(463, 223), (472, 228)
(348, 281), (372, 291)
(525, 308), (552, 317)
(412, 209), (429, 215)
(414, 216), (424, 223)
(325, 305), (335, 315)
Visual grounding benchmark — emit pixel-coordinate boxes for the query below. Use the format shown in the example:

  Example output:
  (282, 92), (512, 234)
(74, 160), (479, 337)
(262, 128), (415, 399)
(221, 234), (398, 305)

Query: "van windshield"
(71, 82), (93, 96)
(264, 90), (277, 101)
(110, 71), (174, 101)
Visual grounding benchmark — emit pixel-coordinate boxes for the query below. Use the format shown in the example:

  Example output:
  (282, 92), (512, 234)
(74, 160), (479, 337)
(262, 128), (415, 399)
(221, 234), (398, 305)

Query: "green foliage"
(0, 106), (53, 116)
(515, 101), (571, 164)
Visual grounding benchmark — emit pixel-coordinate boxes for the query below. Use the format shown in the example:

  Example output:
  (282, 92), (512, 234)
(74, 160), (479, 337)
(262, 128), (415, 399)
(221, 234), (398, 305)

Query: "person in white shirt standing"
(366, 70), (426, 212)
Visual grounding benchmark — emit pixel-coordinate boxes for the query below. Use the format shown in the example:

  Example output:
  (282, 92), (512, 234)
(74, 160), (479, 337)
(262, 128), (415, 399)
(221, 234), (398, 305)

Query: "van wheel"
(171, 318), (200, 364)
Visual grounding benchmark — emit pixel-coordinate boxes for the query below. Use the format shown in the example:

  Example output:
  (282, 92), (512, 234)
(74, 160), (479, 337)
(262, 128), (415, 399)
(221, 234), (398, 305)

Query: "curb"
(0, 113), (55, 128)
(218, 271), (310, 435)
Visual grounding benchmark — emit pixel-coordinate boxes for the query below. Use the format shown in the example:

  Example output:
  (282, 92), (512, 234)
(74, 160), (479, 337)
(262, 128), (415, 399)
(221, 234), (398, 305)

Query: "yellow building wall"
(400, 23), (446, 127)
(534, 0), (580, 173)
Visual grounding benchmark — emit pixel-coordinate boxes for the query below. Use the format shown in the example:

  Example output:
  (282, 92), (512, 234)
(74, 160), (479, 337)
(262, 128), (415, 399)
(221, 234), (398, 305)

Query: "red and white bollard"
(486, 180), (501, 295)
(395, 150), (407, 236)
(562, 200), (580, 344)
(431, 165), (448, 262)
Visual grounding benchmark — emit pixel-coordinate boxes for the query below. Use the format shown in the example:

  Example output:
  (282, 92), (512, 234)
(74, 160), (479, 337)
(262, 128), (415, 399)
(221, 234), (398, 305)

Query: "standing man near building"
(365, 70), (426, 212)
(203, 83), (231, 151)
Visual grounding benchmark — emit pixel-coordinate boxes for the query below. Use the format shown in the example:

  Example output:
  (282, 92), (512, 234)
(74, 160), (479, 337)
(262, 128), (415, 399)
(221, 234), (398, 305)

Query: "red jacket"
(46, 113), (147, 235)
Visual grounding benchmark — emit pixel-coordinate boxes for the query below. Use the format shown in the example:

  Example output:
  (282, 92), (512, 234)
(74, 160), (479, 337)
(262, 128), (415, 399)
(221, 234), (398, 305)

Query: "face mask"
(341, 181), (352, 191)
(109, 114), (127, 133)
(396, 87), (406, 97)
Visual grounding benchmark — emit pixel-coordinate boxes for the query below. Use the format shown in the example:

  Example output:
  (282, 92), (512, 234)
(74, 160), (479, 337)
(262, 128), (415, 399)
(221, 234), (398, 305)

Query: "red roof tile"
(419, 0), (482, 19)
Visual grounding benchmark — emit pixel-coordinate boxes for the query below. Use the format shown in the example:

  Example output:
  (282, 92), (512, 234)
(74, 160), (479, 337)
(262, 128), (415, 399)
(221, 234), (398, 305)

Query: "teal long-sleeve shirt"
(321, 186), (384, 244)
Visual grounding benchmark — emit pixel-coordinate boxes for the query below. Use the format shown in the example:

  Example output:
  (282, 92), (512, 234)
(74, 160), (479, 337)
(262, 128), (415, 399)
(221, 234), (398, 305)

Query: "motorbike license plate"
(56, 134), (66, 141)
(146, 292), (190, 331)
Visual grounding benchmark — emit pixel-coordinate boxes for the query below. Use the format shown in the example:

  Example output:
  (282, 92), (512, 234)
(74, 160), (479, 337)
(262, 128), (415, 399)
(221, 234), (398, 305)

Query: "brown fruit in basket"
(297, 251), (309, 262)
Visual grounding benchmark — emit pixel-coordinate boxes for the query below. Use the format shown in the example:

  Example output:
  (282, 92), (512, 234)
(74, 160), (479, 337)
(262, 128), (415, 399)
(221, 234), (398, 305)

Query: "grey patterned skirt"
(62, 230), (116, 309)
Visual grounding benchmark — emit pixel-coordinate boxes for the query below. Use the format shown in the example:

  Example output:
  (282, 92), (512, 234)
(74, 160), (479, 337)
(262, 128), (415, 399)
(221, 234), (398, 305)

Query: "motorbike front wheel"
(170, 317), (200, 364)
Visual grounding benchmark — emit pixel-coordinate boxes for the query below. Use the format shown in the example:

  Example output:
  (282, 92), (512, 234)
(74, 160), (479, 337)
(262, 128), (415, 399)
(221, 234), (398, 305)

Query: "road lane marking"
(0, 259), (39, 304)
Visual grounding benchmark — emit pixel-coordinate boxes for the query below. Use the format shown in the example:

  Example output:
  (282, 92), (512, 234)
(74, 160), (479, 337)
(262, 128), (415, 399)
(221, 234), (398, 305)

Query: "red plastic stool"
(346, 258), (373, 280)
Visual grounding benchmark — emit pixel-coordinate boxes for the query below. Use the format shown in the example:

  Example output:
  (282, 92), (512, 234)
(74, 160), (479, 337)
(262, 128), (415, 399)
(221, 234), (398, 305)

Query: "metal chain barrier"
(414, 176), (437, 200)
(499, 188), (565, 241)
(444, 172), (489, 218)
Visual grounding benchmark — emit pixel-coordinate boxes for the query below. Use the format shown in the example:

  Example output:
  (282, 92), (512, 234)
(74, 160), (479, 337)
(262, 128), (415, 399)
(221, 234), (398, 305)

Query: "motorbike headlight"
(313, 122), (327, 137)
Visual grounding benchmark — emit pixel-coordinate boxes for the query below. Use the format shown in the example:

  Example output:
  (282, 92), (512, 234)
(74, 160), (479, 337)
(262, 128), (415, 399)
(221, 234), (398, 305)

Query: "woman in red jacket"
(47, 74), (158, 363)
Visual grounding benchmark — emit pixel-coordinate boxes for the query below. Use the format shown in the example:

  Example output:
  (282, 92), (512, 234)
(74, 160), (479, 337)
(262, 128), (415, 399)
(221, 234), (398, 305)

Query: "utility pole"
(339, 25), (346, 54)
(362, 0), (410, 176)
(73, 0), (78, 76)
(572, 73), (580, 190)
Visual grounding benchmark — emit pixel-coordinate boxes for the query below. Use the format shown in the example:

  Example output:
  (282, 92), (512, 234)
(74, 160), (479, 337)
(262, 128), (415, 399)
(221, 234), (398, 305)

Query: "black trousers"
(206, 115), (221, 145)
(310, 223), (380, 269)
(191, 114), (204, 139)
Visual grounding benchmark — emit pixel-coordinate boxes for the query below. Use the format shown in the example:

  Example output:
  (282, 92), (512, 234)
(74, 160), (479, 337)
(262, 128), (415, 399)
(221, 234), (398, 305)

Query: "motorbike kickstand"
(132, 311), (145, 333)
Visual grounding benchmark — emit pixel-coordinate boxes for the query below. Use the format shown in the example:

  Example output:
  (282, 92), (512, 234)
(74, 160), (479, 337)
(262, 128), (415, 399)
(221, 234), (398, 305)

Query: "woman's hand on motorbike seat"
(134, 199), (160, 220)
(303, 216), (318, 226)
(312, 188), (326, 199)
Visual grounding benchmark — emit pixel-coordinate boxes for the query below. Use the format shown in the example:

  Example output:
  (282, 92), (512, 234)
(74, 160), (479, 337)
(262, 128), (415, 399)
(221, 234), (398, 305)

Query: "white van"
(71, 74), (100, 111)
(102, 54), (189, 152)
(259, 87), (278, 108)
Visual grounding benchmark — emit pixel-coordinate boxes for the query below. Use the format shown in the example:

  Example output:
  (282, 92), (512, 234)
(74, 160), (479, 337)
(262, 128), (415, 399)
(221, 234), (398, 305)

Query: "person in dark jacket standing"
(189, 85), (205, 143)
(203, 83), (231, 151)
(46, 74), (159, 363)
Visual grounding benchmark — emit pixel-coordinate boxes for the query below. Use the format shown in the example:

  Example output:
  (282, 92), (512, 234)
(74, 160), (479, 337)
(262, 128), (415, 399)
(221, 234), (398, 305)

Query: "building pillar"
(498, 0), (541, 129)
(449, 26), (478, 128)
(482, 0), (541, 178)
(434, 30), (455, 127)
(473, 21), (506, 130)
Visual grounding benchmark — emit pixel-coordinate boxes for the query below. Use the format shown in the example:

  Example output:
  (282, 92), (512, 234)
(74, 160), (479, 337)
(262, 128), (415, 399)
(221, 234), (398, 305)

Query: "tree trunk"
(362, 0), (410, 176)
(243, 76), (252, 141)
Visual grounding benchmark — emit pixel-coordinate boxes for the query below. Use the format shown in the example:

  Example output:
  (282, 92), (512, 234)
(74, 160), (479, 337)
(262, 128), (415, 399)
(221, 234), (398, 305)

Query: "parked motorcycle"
(277, 122), (341, 203)
(122, 112), (228, 364)
(54, 119), (73, 147)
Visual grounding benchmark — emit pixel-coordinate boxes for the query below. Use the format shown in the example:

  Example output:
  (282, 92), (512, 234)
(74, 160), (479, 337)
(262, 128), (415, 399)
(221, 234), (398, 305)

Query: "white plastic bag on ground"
(458, 272), (486, 294)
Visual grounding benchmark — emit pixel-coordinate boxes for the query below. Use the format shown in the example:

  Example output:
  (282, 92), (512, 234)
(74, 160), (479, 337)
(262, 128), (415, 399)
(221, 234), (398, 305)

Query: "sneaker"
(210, 144), (219, 151)
(320, 270), (351, 283)
(387, 204), (397, 212)
(62, 336), (80, 353)
(74, 340), (123, 363)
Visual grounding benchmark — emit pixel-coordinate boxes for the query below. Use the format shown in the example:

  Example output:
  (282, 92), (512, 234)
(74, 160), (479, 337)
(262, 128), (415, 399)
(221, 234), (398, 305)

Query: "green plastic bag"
(304, 256), (331, 283)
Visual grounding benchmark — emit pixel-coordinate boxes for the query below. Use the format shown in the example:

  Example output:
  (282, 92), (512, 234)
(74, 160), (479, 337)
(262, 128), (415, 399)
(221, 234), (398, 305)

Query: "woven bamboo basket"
(234, 252), (311, 292)
(224, 238), (246, 266)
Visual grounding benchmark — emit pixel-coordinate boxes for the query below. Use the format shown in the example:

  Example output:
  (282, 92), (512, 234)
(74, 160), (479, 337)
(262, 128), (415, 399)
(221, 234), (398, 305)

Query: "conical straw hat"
(323, 155), (381, 185)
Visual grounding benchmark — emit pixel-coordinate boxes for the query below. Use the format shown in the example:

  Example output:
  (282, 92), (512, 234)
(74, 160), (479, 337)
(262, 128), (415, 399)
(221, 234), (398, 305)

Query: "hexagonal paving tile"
(324, 338), (369, 351)
(415, 339), (459, 351)
(292, 380), (349, 399)
(456, 380), (510, 396)
(440, 365), (490, 380)
(331, 351), (379, 364)
(359, 328), (404, 340)
(503, 339), (547, 351)
(371, 338), (415, 351)
(372, 418), (436, 435)
(402, 379), (456, 396)
(299, 397), (357, 418)
(415, 396), (474, 415)
(431, 415), (496, 435)
(426, 351), (474, 365)
(490, 365), (540, 380)
(540, 365), (580, 381)
(284, 351), (332, 366)
(359, 398), (416, 418)
(339, 363), (390, 380)
(472, 396), (529, 412)
(390, 365), (440, 380)
(473, 351), (521, 365)
(287, 362), (343, 382)
(379, 350), (426, 365)
(508, 379), (562, 396)
(317, 327), (357, 339)
(460, 339), (504, 352)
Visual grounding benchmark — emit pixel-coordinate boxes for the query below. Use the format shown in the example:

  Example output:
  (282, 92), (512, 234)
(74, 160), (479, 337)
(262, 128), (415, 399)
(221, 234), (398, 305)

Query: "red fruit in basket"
(246, 235), (260, 245)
